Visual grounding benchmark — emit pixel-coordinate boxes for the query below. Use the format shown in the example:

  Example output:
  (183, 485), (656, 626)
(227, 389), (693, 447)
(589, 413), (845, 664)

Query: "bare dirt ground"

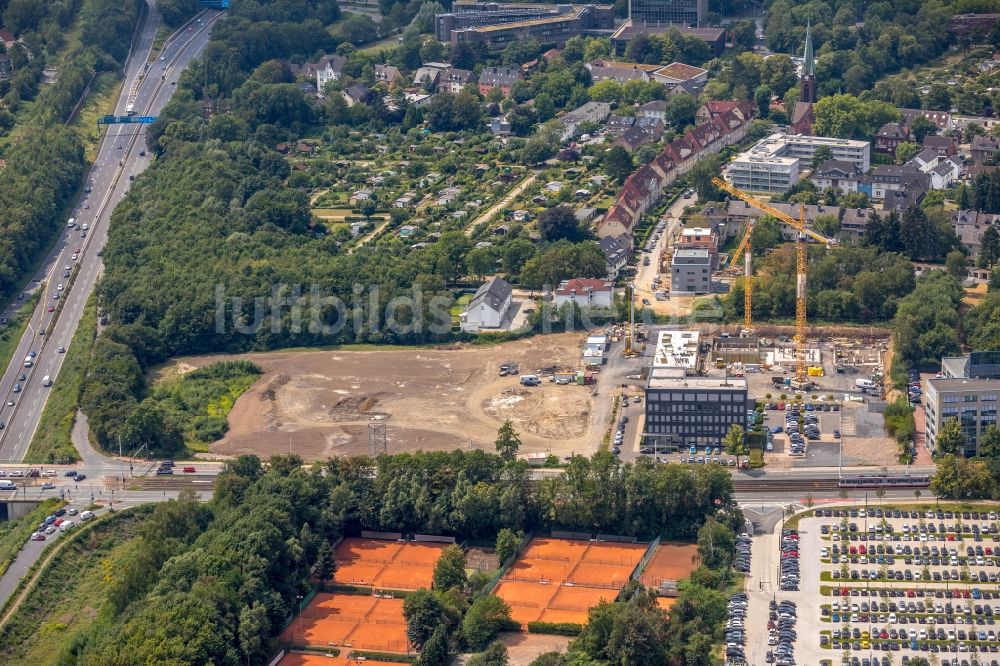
(166, 333), (595, 461)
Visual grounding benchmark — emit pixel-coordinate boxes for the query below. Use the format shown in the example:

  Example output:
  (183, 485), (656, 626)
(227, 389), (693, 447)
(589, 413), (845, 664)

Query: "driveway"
(465, 173), (536, 237)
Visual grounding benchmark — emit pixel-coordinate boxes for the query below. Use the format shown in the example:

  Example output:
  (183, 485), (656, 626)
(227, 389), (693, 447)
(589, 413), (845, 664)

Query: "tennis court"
(637, 543), (699, 588)
(281, 592), (413, 653)
(495, 537), (647, 629)
(279, 652), (411, 666)
(333, 537), (446, 591)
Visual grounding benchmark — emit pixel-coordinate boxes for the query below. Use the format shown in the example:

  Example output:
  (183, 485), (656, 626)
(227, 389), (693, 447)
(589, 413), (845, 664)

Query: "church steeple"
(799, 21), (817, 104)
(802, 21), (815, 77)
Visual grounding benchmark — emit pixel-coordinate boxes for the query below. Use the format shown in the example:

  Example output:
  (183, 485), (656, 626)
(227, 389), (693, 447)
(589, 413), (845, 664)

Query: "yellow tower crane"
(711, 177), (835, 386)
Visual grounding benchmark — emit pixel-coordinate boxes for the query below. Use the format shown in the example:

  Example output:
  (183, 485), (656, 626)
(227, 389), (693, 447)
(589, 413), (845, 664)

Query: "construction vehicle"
(711, 177), (835, 387)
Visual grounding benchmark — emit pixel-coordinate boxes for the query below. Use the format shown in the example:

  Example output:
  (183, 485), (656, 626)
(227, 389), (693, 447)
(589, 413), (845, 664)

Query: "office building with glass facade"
(628, 0), (706, 27)
(925, 351), (1000, 456)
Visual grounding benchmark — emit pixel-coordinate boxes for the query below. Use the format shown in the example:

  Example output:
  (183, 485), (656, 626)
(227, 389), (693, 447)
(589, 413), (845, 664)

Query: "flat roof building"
(645, 369), (748, 450)
(925, 351), (1000, 457)
(724, 132), (870, 194)
(436, 2), (614, 48)
(628, 0), (707, 27)
(653, 330), (700, 371)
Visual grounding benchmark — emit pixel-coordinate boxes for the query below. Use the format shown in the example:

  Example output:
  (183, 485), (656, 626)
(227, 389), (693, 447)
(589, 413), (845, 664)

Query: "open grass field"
(495, 537), (648, 628)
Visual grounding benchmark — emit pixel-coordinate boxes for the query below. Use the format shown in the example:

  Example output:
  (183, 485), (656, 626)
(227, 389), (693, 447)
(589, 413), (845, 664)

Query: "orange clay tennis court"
(638, 543), (699, 588)
(495, 537), (648, 629)
(333, 537), (446, 591)
(281, 593), (412, 653)
(279, 652), (411, 666)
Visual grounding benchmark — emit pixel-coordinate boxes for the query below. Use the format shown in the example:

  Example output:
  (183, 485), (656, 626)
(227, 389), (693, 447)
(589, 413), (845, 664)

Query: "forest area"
(7, 451), (740, 665)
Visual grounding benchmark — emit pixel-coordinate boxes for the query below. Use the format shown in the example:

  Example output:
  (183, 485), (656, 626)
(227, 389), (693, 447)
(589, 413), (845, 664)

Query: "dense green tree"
(420, 625), (451, 666)
(811, 145), (833, 170)
(538, 206), (585, 243)
(895, 141), (919, 165)
(404, 589), (447, 646)
(433, 544), (467, 591)
(665, 93), (698, 129)
(494, 527), (522, 564)
(604, 145), (634, 184)
(461, 596), (513, 650)
(946, 249), (969, 280)
(936, 418), (966, 457)
(723, 424), (747, 457)
(982, 226), (1000, 268)
(697, 518), (736, 569)
(494, 420), (522, 462)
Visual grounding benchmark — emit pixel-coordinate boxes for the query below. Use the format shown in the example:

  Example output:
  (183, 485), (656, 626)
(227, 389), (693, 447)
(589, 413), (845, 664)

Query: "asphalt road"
(0, 5), (223, 462)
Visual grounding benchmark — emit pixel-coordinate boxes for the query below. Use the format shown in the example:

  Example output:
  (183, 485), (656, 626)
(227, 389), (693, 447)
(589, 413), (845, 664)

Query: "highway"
(0, 5), (223, 463)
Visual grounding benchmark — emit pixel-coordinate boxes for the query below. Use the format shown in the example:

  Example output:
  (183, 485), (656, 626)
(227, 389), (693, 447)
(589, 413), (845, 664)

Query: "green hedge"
(527, 621), (583, 636)
(350, 650), (418, 663)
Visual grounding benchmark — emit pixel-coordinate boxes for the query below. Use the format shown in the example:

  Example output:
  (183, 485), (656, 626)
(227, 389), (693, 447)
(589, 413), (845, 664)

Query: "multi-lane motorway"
(0, 5), (223, 463)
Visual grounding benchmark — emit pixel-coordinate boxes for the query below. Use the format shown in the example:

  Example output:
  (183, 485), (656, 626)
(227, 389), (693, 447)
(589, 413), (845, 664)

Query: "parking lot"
(758, 506), (1000, 666)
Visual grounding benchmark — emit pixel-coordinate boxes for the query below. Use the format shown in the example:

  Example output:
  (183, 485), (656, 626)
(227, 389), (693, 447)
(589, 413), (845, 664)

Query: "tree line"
(41, 450), (738, 664)
(0, 0), (140, 303)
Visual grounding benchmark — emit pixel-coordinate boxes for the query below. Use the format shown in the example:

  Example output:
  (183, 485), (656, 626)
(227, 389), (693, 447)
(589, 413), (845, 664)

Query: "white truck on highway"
(42, 375), (52, 387)
(23, 355), (32, 368)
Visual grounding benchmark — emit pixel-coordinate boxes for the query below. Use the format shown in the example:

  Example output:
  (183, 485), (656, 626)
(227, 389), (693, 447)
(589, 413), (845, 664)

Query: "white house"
(554, 278), (614, 308)
(307, 54), (346, 95)
(460, 276), (513, 333)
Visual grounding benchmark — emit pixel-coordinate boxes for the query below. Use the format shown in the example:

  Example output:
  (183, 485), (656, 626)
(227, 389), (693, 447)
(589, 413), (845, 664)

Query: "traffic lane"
(0, 19), (221, 458)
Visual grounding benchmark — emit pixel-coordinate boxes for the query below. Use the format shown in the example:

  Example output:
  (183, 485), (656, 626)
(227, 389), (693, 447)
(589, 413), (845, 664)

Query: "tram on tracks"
(838, 474), (931, 489)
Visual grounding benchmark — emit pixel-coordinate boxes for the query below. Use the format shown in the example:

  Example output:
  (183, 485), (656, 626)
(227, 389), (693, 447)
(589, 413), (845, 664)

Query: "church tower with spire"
(790, 22), (817, 135)
(799, 22), (817, 104)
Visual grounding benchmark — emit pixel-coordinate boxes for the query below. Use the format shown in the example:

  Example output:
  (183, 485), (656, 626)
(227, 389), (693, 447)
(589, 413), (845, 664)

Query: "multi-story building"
(436, 2), (614, 49)
(645, 370), (749, 450)
(725, 133), (869, 194)
(670, 248), (711, 294)
(610, 21), (723, 55)
(810, 160), (862, 194)
(925, 351), (1000, 456)
(675, 227), (718, 269)
(628, 0), (707, 27)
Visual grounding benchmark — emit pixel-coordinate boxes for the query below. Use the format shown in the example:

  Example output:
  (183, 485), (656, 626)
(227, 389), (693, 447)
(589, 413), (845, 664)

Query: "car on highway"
(12, 383), (20, 393)
(52, 292), (58, 299)
(71, 254), (78, 260)
(156, 467), (174, 475)
(6, 399), (12, 407)
(8, 471), (21, 478)
(57, 283), (63, 291)
(74, 474), (87, 482)
(0, 422), (4, 430)
(57, 346), (65, 353)
(29, 532), (45, 542)
(82, 203), (89, 209)
(64, 470), (77, 477)
(63, 271), (70, 278)
(41, 482), (54, 490)
(47, 305), (54, 312)
(67, 508), (78, 516)
(183, 466), (196, 473)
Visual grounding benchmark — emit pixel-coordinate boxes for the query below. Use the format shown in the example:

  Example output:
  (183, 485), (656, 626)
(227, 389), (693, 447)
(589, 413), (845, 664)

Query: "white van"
(42, 375), (52, 387)
(855, 378), (875, 390)
(59, 520), (74, 532)
(79, 510), (95, 522)
(67, 217), (76, 228)
(0, 480), (16, 490)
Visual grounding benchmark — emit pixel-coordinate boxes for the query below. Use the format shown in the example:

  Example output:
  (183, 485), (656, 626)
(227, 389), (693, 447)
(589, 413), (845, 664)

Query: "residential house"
(651, 62), (708, 88)
(865, 165), (929, 201)
(909, 148), (940, 171)
(599, 234), (630, 278)
(951, 210), (1000, 259)
(675, 227), (718, 270)
(559, 101), (612, 140)
(0, 28), (14, 50)
(477, 66), (522, 97)
(839, 208), (870, 242)
(899, 108), (953, 133)
(616, 125), (653, 152)
(883, 181), (927, 211)
(929, 158), (962, 190)
(875, 122), (910, 154)
(606, 114), (636, 135)
(343, 84), (373, 107)
(489, 117), (512, 135)
(638, 100), (667, 123)
(554, 278), (615, 308)
(635, 117), (665, 141)
(304, 54), (347, 94)
(670, 249), (711, 295)
(695, 100), (754, 126)
(438, 67), (474, 93)
(575, 207), (598, 224)
(585, 60), (656, 84)
(972, 135), (1000, 164)
(374, 64), (403, 86)
(460, 276), (513, 332)
(923, 134), (958, 157)
(810, 159), (862, 194)
(413, 62), (450, 90)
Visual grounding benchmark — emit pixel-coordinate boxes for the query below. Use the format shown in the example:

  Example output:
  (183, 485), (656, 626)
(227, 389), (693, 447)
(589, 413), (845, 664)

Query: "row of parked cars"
(735, 532), (751, 573)
(765, 600), (797, 665)
(781, 528), (799, 591)
(725, 592), (748, 665)
(28, 507), (93, 542)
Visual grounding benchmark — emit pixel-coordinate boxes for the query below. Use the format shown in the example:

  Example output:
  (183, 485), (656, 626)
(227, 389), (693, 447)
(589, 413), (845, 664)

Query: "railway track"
(127, 476), (216, 491)
(731, 478), (841, 492)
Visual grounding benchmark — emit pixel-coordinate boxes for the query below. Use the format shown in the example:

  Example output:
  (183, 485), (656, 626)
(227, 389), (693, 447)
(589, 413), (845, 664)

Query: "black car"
(74, 473), (86, 481)
(53, 508), (66, 517)
(64, 470), (77, 477)
(156, 468), (173, 475)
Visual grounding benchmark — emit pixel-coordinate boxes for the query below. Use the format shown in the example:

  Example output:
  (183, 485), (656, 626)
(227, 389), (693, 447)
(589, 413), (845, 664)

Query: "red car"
(183, 466), (195, 473)
(47, 305), (54, 312)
